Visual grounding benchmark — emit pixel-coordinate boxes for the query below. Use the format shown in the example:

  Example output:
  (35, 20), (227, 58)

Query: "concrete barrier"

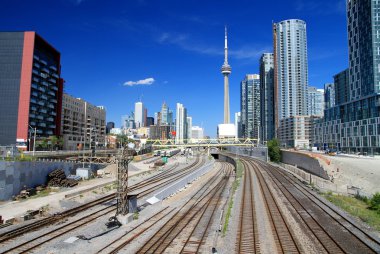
(227, 146), (268, 162)
(148, 159), (214, 202)
(281, 150), (329, 179)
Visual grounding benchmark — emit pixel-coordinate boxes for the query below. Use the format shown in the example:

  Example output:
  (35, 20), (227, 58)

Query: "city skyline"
(0, 0), (349, 137)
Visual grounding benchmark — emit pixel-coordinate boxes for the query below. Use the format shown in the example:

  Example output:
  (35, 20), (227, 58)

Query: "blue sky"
(1, 0), (348, 137)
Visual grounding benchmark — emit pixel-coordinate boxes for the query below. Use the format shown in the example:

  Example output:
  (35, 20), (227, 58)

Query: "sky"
(1, 0), (349, 137)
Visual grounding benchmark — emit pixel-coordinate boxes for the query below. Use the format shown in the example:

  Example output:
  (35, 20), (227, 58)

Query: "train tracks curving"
(133, 162), (232, 254)
(252, 158), (380, 254)
(237, 159), (300, 254)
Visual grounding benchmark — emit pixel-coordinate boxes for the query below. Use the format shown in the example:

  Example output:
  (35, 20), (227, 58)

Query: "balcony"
(47, 104), (55, 109)
(33, 62), (40, 68)
(40, 59), (47, 65)
(29, 114), (35, 118)
(46, 131), (53, 135)
(32, 69), (39, 75)
(38, 101), (45, 106)
(33, 77), (39, 82)
(36, 115), (43, 120)
(49, 65), (57, 71)
(41, 81), (49, 87)
(50, 111), (57, 116)
(30, 106), (37, 111)
(49, 125), (56, 129)
(30, 98), (37, 104)
(38, 123), (46, 127)
(31, 83), (38, 89)
(39, 108), (47, 114)
(32, 92), (38, 97)
(41, 67), (49, 73)
(38, 87), (45, 92)
(49, 78), (56, 84)
(33, 55), (39, 61)
(50, 98), (57, 103)
(47, 117), (54, 122)
(40, 95), (48, 100)
(48, 91), (55, 96)
(30, 121), (36, 126)
(52, 73), (59, 79)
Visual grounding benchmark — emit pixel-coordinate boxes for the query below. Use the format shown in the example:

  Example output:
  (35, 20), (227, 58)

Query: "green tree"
(267, 138), (281, 162)
(50, 135), (58, 151)
(369, 192), (380, 213)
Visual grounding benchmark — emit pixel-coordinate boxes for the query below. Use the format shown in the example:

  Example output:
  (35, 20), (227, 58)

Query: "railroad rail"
(252, 159), (380, 254)
(180, 163), (234, 253)
(236, 160), (260, 254)
(0, 205), (116, 254)
(0, 154), (208, 251)
(134, 163), (232, 253)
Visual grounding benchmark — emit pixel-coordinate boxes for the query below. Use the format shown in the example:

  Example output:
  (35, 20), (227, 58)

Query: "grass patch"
(30, 188), (54, 199)
(222, 159), (243, 236)
(133, 211), (139, 220)
(323, 192), (380, 231)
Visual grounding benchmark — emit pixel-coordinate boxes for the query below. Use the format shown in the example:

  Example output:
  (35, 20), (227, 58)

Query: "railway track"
(0, 154), (206, 248)
(0, 205), (116, 254)
(96, 207), (175, 254)
(134, 163), (232, 254)
(252, 159), (380, 254)
(237, 159), (300, 254)
(180, 163), (234, 254)
(236, 160), (260, 254)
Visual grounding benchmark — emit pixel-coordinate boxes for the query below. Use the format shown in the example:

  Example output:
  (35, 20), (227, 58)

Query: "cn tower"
(221, 26), (231, 124)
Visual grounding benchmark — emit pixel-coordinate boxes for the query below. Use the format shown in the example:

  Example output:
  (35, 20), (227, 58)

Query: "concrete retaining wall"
(227, 146), (268, 162)
(0, 161), (83, 200)
(281, 150), (329, 179)
(150, 159), (214, 201)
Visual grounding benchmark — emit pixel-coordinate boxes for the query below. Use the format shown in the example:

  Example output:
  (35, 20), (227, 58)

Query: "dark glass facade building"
(259, 53), (275, 142)
(313, 0), (380, 154)
(240, 74), (260, 139)
(0, 32), (63, 147)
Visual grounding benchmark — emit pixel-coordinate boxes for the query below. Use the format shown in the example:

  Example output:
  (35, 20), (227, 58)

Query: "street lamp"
(28, 125), (36, 157)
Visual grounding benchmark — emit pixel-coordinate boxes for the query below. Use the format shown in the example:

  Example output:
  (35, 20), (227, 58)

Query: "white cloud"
(157, 32), (269, 60)
(123, 77), (155, 87)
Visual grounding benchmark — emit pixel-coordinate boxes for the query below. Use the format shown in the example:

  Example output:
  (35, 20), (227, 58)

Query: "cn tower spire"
(221, 26), (231, 124)
(224, 26), (228, 64)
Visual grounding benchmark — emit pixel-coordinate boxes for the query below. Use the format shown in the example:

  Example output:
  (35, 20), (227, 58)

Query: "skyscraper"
(259, 53), (275, 142)
(308, 87), (324, 117)
(221, 27), (231, 124)
(324, 83), (335, 109)
(273, 19), (309, 147)
(161, 102), (169, 125)
(313, 0), (380, 154)
(240, 74), (260, 139)
(175, 103), (187, 144)
(347, 0), (380, 100)
(134, 102), (144, 128)
(0, 32), (63, 147)
(234, 112), (242, 139)
(186, 116), (192, 142)
(334, 69), (349, 106)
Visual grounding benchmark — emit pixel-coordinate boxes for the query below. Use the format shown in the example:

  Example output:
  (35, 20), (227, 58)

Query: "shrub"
(369, 192), (380, 212)
(267, 139), (281, 162)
